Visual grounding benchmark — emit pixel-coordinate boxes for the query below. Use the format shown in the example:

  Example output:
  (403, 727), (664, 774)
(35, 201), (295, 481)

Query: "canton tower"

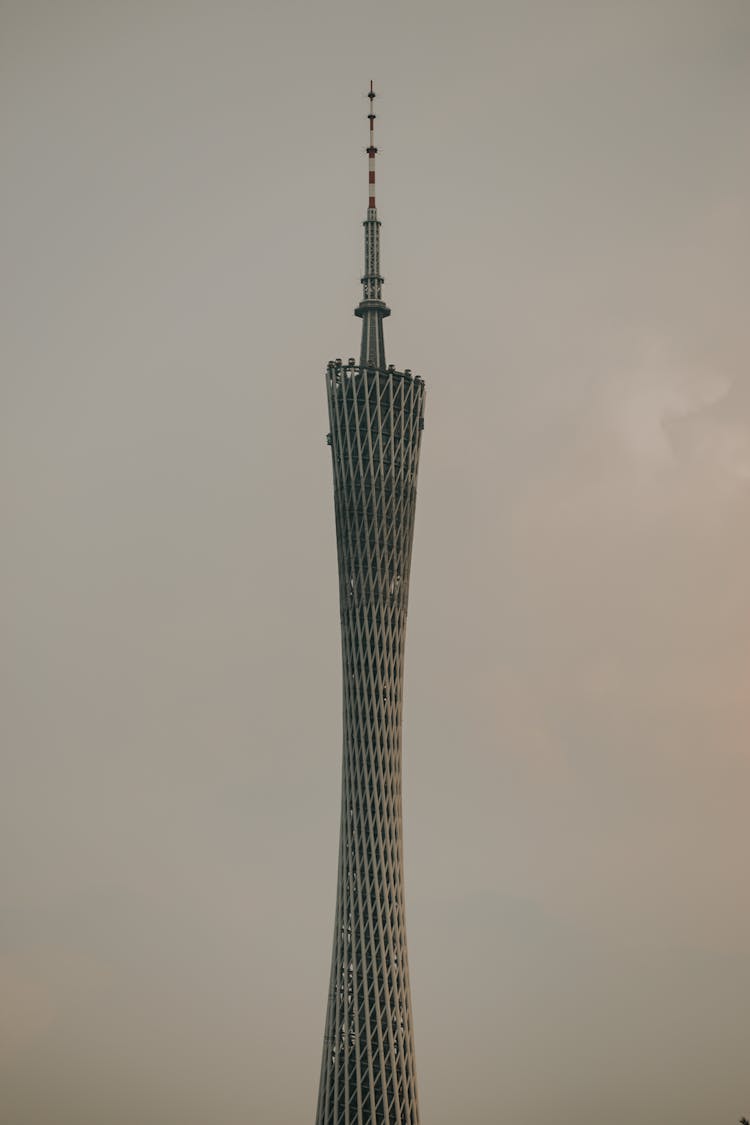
(315, 84), (425, 1125)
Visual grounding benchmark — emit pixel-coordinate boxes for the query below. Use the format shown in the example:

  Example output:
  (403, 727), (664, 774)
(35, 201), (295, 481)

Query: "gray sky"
(2, 1), (749, 1123)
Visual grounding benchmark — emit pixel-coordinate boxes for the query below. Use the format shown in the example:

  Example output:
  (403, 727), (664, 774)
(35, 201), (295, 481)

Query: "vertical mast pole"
(356, 81), (390, 368)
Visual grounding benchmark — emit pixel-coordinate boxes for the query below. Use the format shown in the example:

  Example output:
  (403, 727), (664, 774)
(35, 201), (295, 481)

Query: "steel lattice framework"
(315, 86), (425, 1125)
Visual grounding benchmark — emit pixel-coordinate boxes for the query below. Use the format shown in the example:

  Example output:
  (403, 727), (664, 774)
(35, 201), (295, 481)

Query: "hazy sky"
(3, 2), (749, 1123)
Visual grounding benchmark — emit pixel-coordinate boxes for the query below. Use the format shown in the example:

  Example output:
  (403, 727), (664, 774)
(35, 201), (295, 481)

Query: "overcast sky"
(2, 2), (749, 1123)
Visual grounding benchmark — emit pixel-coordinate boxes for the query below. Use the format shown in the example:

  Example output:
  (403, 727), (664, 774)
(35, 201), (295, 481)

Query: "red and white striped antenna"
(356, 80), (390, 368)
(367, 80), (377, 210)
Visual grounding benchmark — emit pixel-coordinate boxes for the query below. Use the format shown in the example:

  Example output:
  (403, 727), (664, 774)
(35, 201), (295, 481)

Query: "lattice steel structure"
(315, 85), (425, 1125)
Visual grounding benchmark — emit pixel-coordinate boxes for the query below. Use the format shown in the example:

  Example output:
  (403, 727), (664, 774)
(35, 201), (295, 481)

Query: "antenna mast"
(355, 82), (390, 368)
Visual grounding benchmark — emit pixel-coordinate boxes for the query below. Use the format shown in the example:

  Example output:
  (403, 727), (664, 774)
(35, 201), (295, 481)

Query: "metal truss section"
(355, 210), (390, 371)
(316, 360), (425, 1125)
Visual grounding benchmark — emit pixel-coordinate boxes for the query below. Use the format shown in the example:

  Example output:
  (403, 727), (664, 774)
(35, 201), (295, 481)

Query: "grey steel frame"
(316, 359), (425, 1125)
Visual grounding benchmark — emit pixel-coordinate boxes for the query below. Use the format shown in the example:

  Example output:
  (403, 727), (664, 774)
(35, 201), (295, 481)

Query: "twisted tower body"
(316, 86), (425, 1125)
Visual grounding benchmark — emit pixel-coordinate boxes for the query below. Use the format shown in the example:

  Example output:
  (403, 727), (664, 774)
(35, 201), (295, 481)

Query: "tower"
(315, 86), (425, 1125)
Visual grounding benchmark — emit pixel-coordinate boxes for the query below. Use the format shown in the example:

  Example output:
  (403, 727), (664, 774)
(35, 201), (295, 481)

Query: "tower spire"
(367, 79), (377, 209)
(355, 81), (390, 369)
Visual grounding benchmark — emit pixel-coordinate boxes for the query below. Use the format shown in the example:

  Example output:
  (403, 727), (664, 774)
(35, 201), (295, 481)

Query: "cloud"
(607, 343), (750, 485)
